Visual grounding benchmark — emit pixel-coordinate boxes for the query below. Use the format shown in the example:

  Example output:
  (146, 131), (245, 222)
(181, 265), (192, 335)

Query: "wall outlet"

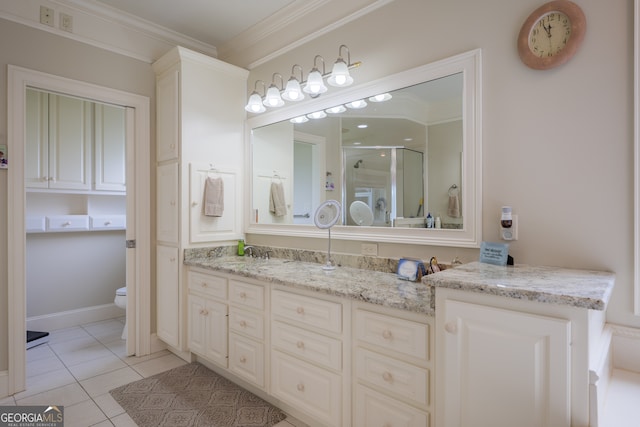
(361, 243), (378, 256)
(40, 6), (55, 27)
(60, 13), (73, 32)
(501, 214), (518, 241)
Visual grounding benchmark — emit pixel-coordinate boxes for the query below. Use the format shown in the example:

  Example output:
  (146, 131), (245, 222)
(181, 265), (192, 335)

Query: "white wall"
(245, 0), (638, 328)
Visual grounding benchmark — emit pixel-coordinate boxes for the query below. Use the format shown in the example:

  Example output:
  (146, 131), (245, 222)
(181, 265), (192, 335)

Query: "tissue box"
(397, 258), (426, 281)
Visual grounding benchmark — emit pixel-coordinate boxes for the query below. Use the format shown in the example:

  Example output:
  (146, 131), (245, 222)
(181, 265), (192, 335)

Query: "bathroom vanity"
(177, 250), (614, 427)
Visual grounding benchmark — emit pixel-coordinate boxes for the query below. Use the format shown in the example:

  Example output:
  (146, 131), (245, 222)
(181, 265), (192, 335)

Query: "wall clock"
(517, 0), (586, 70)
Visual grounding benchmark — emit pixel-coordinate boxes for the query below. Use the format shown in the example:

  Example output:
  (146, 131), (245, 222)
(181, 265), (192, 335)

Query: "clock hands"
(543, 20), (552, 38)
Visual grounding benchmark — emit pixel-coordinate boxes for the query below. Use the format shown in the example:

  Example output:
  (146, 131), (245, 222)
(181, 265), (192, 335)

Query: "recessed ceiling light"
(404, 137), (413, 142)
(357, 124), (368, 129)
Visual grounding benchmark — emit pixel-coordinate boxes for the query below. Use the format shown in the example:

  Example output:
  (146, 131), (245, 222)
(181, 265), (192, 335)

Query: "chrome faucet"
(243, 246), (256, 257)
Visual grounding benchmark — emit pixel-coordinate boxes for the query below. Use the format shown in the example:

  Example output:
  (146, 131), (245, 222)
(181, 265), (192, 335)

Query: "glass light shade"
(327, 59), (353, 87)
(303, 69), (328, 95)
(345, 99), (368, 109)
(263, 84), (284, 107)
(245, 92), (266, 113)
(282, 78), (305, 101)
(369, 93), (392, 102)
(325, 105), (346, 114)
(290, 115), (309, 124)
(307, 111), (327, 119)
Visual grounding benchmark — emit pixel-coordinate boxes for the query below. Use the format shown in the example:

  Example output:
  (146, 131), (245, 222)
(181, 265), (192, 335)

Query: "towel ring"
(448, 184), (459, 196)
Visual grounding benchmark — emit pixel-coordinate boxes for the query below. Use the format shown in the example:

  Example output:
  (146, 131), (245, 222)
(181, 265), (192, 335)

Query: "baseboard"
(149, 333), (169, 355)
(26, 303), (124, 332)
(609, 324), (640, 373)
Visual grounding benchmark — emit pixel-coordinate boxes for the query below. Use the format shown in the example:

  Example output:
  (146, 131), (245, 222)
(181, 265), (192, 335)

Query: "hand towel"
(269, 181), (287, 217)
(447, 193), (461, 218)
(204, 177), (224, 217)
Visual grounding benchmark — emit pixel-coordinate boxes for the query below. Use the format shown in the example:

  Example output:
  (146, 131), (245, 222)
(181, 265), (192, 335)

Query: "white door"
(442, 300), (571, 427)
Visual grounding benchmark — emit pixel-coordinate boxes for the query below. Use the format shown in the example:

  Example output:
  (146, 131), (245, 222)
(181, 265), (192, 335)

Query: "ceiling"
(93, 0), (297, 47)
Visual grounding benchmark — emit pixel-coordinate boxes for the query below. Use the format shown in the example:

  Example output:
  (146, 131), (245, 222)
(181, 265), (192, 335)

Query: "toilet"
(114, 286), (127, 340)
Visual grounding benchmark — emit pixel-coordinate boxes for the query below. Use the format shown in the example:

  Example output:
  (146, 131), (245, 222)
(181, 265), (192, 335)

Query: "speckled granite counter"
(184, 254), (433, 316)
(422, 261), (615, 310)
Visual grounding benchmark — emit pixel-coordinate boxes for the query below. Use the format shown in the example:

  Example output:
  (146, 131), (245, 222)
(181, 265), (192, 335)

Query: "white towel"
(269, 181), (287, 217)
(204, 177), (224, 217)
(447, 193), (461, 218)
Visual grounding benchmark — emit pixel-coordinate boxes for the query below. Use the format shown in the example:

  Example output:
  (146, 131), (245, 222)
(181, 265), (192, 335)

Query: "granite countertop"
(422, 261), (615, 311)
(184, 255), (434, 316)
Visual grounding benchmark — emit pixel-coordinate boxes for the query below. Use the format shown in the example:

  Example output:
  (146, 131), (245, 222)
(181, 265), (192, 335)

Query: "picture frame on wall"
(0, 144), (7, 169)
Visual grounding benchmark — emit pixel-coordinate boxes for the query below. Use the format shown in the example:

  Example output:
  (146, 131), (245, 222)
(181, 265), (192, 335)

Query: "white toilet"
(114, 286), (127, 340)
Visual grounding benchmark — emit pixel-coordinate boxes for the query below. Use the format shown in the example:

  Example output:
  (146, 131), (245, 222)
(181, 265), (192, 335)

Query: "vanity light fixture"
(303, 55), (328, 96)
(307, 110), (327, 119)
(345, 99), (367, 109)
(244, 80), (267, 113)
(263, 73), (285, 108)
(290, 115), (309, 124)
(357, 124), (368, 129)
(326, 105), (347, 114)
(369, 93), (392, 102)
(327, 45), (354, 87)
(244, 45), (361, 113)
(282, 65), (305, 102)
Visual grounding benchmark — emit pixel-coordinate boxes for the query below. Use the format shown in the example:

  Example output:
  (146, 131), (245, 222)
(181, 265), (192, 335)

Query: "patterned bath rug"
(109, 362), (287, 427)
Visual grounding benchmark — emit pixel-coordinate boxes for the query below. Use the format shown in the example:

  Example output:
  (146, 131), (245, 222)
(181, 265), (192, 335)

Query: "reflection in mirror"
(247, 49), (481, 247)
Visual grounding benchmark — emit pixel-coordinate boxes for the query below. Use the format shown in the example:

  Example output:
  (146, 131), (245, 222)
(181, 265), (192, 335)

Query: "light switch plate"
(40, 6), (54, 27)
(501, 214), (518, 241)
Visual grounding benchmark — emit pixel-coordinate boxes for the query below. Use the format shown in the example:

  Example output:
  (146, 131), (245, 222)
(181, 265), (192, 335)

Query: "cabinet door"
(156, 245), (180, 347)
(25, 89), (49, 188)
(156, 68), (179, 162)
(48, 94), (92, 190)
(156, 162), (179, 243)
(205, 298), (228, 367)
(442, 300), (571, 427)
(188, 294), (207, 356)
(94, 103), (126, 191)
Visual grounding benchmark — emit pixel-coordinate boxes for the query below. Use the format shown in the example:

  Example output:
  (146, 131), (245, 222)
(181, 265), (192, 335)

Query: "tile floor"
(0, 318), (299, 427)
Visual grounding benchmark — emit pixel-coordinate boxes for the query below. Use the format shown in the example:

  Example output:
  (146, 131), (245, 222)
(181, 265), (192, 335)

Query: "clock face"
(528, 11), (572, 58)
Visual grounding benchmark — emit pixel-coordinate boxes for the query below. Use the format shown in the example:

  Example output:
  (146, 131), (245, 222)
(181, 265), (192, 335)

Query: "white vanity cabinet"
(352, 302), (433, 427)
(435, 286), (606, 427)
(271, 287), (348, 427)
(187, 268), (228, 367)
(152, 46), (248, 352)
(228, 279), (267, 389)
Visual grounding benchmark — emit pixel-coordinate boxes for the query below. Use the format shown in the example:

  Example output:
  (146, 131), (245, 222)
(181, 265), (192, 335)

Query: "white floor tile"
(0, 396), (16, 405)
(49, 334), (102, 356)
(13, 367), (77, 400)
(93, 392), (126, 418)
(26, 344), (57, 363)
(16, 382), (90, 407)
(122, 348), (171, 366)
(64, 399), (108, 427)
(110, 412), (137, 427)
(80, 366), (143, 397)
(26, 352), (65, 378)
(103, 339), (127, 359)
(48, 326), (92, 345)
(54, 342), (114, 367)
(91, 421), (115, 427)
(83, 319), (127, 344)
(130, 353), (187, 378)
(67, 353), (127, 381)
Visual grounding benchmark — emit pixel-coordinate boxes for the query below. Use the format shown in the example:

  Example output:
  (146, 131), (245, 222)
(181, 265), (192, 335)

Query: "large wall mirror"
(246, 49), (482, 247)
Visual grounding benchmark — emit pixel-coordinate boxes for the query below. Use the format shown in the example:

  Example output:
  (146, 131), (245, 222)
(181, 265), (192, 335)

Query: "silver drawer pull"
(382, 329), (393, 340)
(239, 292), (247, 299)
(239, 356), (247, 363)
(296, 383), (305, 392)
(201, 281), (208, 287)
(296, 306), (305, 315)
(296, 341), (305, 349)
(239, 320), (247, 328)
(382, 371), (393, 382)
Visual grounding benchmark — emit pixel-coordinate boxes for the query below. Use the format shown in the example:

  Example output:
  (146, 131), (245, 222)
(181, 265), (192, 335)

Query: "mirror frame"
(245, 49), (482, 248)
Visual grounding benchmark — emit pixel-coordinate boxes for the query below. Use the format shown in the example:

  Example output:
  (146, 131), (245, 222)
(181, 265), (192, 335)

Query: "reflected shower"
(354, 159), (363, 168)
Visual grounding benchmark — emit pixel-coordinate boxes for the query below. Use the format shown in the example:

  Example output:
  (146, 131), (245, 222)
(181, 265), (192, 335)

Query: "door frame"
(7, 65), (151, 394)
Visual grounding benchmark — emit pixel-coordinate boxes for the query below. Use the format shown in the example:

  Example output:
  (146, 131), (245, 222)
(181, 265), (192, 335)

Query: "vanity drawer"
(355, 308), (428, 360)
(229, 307), (264, 341)
(46, 215), (90, 231)
(188, 270), (227, 300)
(355, 348), (429, 406)
(229, 280), (264, 310)
(272, 289), (342, 334)
(229, 332), (264, 389)
(271, 350), (342, 426)
(354, 383), (429, 427)
(272, 320), (342, 371)
(90, 215), (126, 230)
